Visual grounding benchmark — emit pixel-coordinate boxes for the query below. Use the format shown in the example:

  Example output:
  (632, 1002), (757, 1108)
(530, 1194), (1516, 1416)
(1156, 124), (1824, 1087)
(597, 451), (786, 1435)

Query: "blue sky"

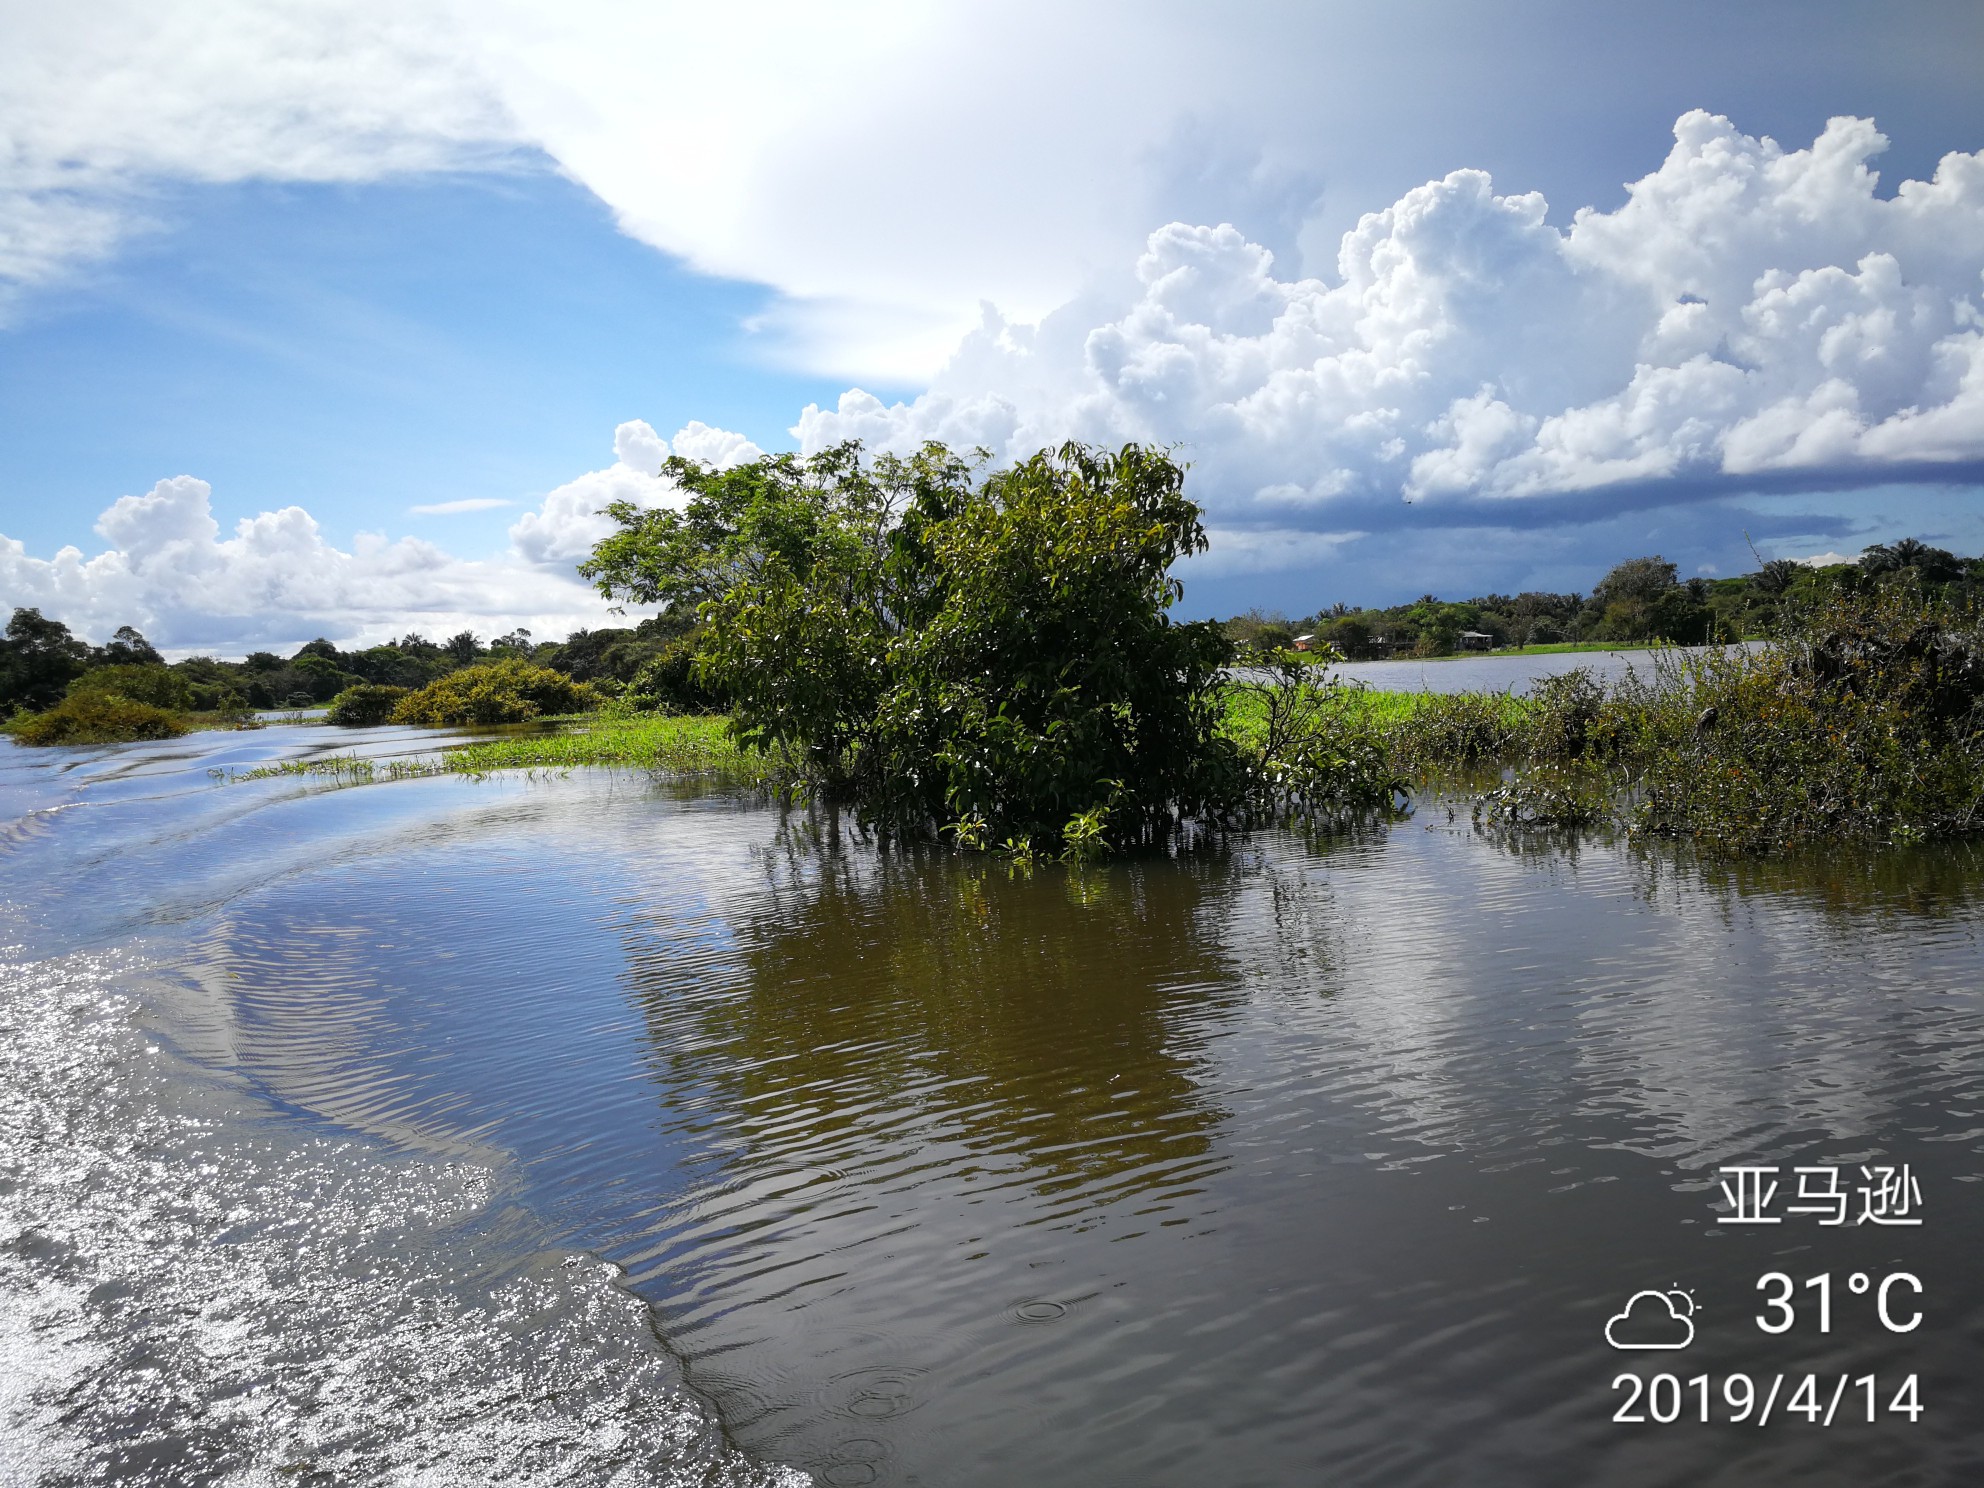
(2, 1), (1981, 650)
(0, 170), (862, 557)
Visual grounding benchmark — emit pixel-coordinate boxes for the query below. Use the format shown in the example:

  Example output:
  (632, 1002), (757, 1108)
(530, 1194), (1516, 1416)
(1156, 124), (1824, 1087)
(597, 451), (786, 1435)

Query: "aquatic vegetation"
(1383, 688), (1530, 765)
(1219, 586), (1984, 855)
(583, 440), (1249, 854)
(392, 658), (598, 726)
(1627, 588), (1984, 853)
(7, 691), (191, 745)
(211, 586), (1984, 861)
(1221, 658), (1408, 828)
(1380, 588), (1984, 854)
(216, 714), (781, 790)
(443, 712), (784, 782)
(1471, 763), (1612, 831)
(221, 753), (424, 782)
(325, 683), (410, 726)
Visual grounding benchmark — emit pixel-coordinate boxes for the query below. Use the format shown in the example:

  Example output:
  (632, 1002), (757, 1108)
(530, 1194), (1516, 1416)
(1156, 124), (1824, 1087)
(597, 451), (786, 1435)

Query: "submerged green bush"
(391, 659), (598, 726)
(326, 683), (410, 726)
(1387, 688), (1528, 765)
(1225, 656), (1406, 826)
(8, 692), (190, 745)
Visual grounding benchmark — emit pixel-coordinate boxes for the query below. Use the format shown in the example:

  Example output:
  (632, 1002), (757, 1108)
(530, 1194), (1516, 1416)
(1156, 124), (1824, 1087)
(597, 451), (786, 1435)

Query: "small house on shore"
(1459, 630), (1495, 651)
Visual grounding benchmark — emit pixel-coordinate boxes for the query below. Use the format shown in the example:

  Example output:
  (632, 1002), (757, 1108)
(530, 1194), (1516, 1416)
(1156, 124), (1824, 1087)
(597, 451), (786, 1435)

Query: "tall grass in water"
(1621, 588), (1984, 852)
(1227, 586), (1984, 854)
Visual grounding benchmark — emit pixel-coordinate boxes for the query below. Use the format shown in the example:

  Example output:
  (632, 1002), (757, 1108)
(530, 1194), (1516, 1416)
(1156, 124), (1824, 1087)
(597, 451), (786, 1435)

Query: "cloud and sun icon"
(1605, 1287), (1699, 1350)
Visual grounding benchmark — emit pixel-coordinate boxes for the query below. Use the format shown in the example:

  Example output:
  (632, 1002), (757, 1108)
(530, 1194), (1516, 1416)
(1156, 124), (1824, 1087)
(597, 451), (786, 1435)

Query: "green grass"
(442, 712), (776, 778)
(1220, 683), (1533, 749)
(219, 712), (786, 788)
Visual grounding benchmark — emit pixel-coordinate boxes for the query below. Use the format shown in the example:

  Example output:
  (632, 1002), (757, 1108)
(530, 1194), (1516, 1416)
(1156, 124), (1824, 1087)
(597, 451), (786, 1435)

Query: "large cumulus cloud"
(9, 4), (1978, 380)
(796, 114), (1984, 547)
(0, 419), (757, 655)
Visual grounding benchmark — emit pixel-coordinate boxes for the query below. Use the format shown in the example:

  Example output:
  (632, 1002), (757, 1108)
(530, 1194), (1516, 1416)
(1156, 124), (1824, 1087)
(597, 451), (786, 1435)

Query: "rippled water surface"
(3, 725), (1983, 1486)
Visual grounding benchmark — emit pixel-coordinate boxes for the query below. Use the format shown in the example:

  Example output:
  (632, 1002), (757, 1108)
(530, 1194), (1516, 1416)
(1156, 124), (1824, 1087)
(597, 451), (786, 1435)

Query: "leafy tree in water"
(582, 441), (1242, 853)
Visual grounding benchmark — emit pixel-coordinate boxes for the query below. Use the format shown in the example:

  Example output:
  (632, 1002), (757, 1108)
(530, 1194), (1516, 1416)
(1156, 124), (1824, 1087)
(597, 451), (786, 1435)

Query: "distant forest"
(1221, 540), (1984, 659)
(0, 610), (696, 717)
(4, 537), (1982, 716)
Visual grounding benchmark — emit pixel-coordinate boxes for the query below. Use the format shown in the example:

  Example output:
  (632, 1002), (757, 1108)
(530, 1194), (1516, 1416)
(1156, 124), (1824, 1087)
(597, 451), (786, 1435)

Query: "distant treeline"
(0, 609), (698, 718)
(1223, 540), (1984, 659)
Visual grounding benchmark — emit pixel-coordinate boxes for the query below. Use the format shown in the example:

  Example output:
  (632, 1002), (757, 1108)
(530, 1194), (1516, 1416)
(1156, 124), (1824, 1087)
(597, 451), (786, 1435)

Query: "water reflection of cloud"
(1193, 822), (1984, 1193)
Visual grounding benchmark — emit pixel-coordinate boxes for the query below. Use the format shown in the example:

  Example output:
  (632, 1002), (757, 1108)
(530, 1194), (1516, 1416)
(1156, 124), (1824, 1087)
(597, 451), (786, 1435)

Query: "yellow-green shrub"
(326, 683), (409, 726)
(390, 659), (597, 726)
(8, 692), (190, 745)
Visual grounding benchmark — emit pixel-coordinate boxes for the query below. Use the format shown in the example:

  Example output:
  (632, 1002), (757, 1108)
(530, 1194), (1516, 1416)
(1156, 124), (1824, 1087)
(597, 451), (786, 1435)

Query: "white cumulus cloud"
(14, 3), (1971, 382)
(506, 418), (761, 571)
(0, 419), (762, 654)
(793, 114), (1984, 556)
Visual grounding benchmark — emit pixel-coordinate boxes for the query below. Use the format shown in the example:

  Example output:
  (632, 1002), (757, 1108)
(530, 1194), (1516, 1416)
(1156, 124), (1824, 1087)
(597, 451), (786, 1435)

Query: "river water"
(3, 724), (1982, 1486)
(1320, 643), (1756, 695)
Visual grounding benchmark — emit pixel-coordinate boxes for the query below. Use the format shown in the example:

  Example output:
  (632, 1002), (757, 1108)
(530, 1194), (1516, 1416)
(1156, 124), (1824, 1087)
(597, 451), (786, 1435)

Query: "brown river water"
(1, 719), (1981, 1486)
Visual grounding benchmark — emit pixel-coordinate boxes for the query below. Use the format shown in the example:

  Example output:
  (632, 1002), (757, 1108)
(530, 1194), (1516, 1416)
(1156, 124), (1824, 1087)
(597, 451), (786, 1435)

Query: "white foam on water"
(0, 944), (809, 1487)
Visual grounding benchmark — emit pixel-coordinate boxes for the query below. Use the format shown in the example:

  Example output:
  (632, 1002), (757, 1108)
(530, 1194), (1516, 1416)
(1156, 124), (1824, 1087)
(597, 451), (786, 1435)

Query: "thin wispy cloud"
(408, 498), (514, 516)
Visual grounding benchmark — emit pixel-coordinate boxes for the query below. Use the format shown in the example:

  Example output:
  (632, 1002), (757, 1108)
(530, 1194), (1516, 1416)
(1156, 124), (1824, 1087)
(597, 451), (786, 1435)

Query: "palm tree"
(1753, 559), (1802, 595)
(1861, 537), (1961, 583)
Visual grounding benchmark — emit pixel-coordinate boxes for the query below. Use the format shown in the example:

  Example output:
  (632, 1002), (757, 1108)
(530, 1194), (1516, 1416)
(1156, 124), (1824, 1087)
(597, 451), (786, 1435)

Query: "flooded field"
(3, 724), (1981, 1486)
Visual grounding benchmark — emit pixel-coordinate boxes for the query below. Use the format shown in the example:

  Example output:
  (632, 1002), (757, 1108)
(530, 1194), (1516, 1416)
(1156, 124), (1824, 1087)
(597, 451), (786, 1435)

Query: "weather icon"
(1605, 1287), (1698, 1351)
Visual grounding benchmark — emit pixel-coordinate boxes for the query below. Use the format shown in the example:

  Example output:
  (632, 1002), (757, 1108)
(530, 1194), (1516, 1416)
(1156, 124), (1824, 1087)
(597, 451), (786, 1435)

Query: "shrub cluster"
(326, 684), (411, 726)
(7, 692), (190, 746)
(1628, 589), (1984, 852)
(389, 659), (598, 727)
(1374, 586), (1984, 855)
(67, 663), (195, 710)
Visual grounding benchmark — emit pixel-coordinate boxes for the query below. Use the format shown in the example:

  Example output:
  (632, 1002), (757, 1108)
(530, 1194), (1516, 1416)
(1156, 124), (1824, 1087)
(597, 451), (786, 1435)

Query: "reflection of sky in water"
(3, 731), (1983, 1487)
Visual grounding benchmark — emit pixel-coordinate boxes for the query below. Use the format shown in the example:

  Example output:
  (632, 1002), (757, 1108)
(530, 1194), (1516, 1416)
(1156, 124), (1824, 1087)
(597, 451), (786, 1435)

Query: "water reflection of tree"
(622, 822), (1253, 1212)
(1650, 837), (1984, 921)
(1464, 791), (1984, 920)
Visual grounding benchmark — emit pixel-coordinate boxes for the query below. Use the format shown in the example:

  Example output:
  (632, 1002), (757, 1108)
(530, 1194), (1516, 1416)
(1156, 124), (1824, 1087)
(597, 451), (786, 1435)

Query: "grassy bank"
(1328, 640), (1670, 664)
(443, 711), (778, 779)
(225, 711), (787, 788)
